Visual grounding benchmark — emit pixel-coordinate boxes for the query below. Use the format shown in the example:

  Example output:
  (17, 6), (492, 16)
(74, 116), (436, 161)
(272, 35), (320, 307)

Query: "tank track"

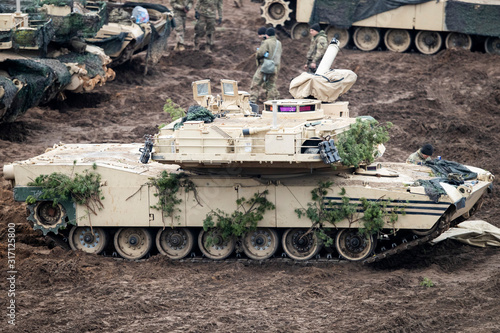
(363, 211), (451, 264)
(34, 212), (453, 264)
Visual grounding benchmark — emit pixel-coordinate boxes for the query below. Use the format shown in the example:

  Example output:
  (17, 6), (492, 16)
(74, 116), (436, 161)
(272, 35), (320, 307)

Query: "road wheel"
(384, 29), (411, 53)
(198, 229), (235, 260)
(69, 226), (108, 254)
(156, 228), (194, 259)
(291, 23), (310, 40)
(484, 36), (500, 55)
(445, 32), (472, 50)
(114, 227), (152, 260)
(282, 228), (321, 260)
(335, 229), (375, 261)
(326, 26), (350, 48)
(415, 31), (442, 55)
(353, 27), (381, 51)
(242, 228), (279, 260)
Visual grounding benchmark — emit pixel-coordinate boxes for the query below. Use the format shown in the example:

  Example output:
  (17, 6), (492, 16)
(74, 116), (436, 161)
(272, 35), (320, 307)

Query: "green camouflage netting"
(0, 59), (59, 122)
(49, 1), (108, 43)
(310, 0), (431, 28)
(0, 52), (104, 123)
(174, 105), (216, 130)
(56, 52), (105, 77)
(144, 19), (172, 75)
(445, 1), (500, 38)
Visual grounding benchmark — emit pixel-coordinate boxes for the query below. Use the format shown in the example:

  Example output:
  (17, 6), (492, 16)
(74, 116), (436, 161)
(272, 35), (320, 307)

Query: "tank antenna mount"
(272, 100), (278, 129)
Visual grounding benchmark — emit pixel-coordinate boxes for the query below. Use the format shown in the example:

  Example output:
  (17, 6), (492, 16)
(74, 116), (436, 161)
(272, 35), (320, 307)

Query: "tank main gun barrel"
(16, 0), (21, 14)
(315, 38), (340, 76)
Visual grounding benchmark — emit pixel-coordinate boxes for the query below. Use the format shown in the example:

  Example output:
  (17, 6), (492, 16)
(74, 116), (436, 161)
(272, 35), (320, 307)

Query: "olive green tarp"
(0, 53), (105, 123)
(310, 0), (500, 38)
(445, 1), (500, 38)
(413, 159), (477, 203)
(310, 0), (432, 29)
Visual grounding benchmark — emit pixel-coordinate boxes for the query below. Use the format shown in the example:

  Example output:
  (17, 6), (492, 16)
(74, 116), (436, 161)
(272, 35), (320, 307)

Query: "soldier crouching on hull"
(249, 27), (282, 103)
(304, 23), (328, 73)
(407, 144), (434, 165)
(194, 0), (223, 53)
(171, 0), (193, 51)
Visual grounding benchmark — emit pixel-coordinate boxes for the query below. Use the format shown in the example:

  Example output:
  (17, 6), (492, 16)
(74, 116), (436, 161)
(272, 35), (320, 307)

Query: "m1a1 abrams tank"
(3, 40), (494, 263)
(261, 0), (500, 55)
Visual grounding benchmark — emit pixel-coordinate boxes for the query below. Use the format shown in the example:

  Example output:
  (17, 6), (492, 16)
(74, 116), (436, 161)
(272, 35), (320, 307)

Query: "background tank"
(261, 0), (500, 55)
(0, 0), (173, 123)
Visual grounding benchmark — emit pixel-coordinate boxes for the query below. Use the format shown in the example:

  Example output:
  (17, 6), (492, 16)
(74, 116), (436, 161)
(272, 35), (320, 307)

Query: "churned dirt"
(1, 1), (499, 332)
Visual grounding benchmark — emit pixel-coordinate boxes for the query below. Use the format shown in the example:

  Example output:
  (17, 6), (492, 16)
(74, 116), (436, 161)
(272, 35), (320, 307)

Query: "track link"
(363, 212), (451, 264)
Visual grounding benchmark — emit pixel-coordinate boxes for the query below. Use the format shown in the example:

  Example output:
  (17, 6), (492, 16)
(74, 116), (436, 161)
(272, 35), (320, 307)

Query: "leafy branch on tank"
(26, 163), (104, 217)
(295, 181), (406, 247)
(337, 118), (393, 168)
(149, 171), (199, 226)
(159, 98), (186, 129)
(202, 190), (275, 248)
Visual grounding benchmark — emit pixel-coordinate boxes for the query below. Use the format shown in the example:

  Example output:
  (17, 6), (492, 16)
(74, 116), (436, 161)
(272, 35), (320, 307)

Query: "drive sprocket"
(28, 201), (71, 235)
(260, 0), (293, 27)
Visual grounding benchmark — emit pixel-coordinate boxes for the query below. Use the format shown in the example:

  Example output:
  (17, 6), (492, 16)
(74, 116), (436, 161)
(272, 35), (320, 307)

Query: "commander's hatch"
(192, 79), (213, 108)
(192, 79), (254, 116)
(220, 79), (253, 115)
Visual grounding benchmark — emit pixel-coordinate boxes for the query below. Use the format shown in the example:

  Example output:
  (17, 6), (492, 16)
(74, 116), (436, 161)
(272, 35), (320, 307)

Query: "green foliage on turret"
(337, 118), (392, 168)
(202, 190), (275, 247)
(163, 98), (186, 122)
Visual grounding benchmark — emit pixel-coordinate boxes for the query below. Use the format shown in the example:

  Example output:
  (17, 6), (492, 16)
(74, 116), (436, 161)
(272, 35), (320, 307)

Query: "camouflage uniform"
(171, 0), (194, 48)
(306, 30), (328, 72)
(406, 149), (432, 165)
(194, 0), (223, 51)
(249, 36), (282, 103)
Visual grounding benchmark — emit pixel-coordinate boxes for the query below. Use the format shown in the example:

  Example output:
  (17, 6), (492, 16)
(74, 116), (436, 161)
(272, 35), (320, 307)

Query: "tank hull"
(4, 142), (493, 262)
(263, 0), (500, 55)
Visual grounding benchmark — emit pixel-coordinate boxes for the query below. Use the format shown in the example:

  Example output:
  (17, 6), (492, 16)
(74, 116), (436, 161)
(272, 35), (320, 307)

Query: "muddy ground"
(1, 1), (500, 332)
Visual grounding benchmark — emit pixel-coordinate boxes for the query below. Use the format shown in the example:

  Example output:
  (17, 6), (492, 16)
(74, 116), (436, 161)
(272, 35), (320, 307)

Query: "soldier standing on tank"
(249, 27), (282, 103)
(304, 23), (328, 73)
(171, 0), (194, 51)
(194, 0), (223, 53)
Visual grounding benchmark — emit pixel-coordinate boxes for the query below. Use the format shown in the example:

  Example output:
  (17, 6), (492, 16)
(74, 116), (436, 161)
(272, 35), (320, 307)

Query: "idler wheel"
(69, 226), (108, 254)
(114, 227), (152, 260)
(156, 228), (194, 259)
(335, 229), (375, 261)
(35, 201), (63, 226)
(242, 228), (279, 260)
(198, 229), (235, 260)
(282, 228), (321, 260)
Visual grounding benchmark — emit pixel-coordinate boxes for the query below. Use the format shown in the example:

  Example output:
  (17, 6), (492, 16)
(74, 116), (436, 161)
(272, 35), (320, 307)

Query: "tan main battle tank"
(3, 40), (494, 263)
(261, 0), (500, 55)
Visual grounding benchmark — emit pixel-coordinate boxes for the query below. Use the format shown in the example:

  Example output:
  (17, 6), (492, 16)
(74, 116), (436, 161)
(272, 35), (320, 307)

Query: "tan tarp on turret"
(289, 70), (357, 102)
